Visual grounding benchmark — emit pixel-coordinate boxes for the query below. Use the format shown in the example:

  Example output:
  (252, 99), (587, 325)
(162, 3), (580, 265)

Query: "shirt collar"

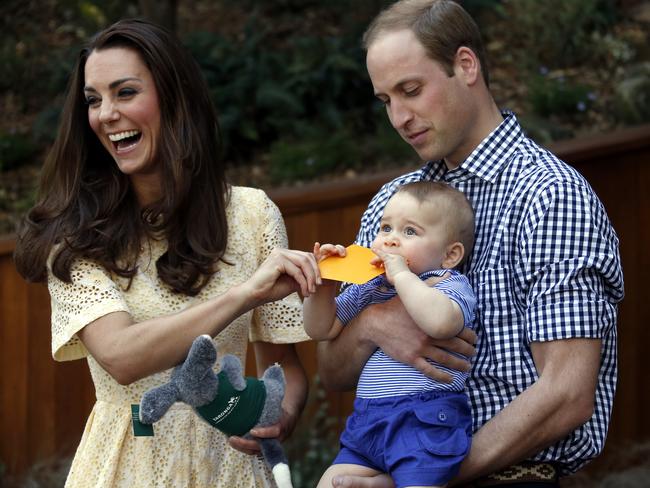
(421, 111), (525, 184)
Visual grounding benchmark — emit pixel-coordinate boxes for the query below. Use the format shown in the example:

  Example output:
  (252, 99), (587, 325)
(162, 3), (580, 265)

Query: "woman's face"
(84, 46), (162, 198)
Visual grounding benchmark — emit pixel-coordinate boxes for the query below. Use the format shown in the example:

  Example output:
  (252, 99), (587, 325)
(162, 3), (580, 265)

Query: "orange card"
(318, 244), (385, 284)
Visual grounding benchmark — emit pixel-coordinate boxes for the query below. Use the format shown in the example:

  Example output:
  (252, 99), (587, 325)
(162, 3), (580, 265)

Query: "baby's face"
(371, 192), (451, 274)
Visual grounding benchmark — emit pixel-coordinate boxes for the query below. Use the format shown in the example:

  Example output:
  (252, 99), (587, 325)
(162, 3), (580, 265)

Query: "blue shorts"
(333, 390), (472, 488)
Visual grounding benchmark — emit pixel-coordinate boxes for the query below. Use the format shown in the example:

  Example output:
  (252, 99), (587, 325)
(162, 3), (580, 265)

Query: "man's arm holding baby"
(317, 292), (476, 391)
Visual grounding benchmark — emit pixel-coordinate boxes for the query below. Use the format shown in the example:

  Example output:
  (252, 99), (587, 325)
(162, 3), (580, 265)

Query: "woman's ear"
(454, 46), (480, 85)
(442, 242), (465, 269)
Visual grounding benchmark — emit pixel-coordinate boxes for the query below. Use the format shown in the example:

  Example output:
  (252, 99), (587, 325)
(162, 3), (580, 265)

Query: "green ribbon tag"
(131, 404), (154, 437)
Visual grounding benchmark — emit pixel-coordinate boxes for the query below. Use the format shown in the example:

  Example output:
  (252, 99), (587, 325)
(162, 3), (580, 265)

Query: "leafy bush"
(183, 12), (377, 168)
(0, 131), (38, 172)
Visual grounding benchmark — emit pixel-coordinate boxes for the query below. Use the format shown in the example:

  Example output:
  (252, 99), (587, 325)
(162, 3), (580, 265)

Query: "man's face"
(366, 29), (474, 168)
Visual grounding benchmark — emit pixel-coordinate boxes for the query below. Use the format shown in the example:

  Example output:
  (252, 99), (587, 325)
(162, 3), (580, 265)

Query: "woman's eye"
(118, 88), (137, 98)
(85, 96), (100, 107)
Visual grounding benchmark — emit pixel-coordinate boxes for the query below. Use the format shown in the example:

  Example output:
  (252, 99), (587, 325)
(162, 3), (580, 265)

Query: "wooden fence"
(1, 123), (649, 479)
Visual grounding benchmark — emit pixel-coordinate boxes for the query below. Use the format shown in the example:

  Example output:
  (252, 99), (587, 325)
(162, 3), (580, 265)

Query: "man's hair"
(363, 0), (490, 87)
(396, 181), (475, 263)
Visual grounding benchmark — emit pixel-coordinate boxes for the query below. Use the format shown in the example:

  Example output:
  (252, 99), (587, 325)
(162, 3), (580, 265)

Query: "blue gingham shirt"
(355, 112), (623, 474)
(336, 269), (476, 398)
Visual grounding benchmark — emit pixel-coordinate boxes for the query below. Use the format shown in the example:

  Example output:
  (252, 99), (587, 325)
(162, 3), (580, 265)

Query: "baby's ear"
(442, 242), (465, 269)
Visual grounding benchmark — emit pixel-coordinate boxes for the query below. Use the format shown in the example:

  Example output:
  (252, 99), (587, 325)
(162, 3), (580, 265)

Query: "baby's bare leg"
(317, 464), (393, 488)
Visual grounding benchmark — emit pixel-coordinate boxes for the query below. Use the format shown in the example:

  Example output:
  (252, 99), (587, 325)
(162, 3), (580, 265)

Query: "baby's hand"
(313, 242), (346, 262)
(370, 248), (410, 284)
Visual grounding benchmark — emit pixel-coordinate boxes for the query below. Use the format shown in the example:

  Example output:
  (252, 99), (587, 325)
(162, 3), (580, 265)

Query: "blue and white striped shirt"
(336, 269), (476, 398)
(355, 112), (623, 474)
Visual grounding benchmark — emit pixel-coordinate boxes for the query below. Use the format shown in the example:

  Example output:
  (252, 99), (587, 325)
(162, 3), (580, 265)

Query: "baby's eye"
(380, 224), (392, 233)
(405, 227), (417, 236)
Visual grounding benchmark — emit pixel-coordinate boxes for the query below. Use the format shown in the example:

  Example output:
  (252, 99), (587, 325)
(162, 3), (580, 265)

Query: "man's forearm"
(453, 338), (601, 483)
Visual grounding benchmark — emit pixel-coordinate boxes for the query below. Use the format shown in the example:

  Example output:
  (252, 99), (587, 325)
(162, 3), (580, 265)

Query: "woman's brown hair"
(14, 19), (229, 296)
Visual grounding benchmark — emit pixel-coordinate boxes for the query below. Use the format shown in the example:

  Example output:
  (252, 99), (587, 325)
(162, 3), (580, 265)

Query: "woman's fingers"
(228, 435), (260, 455)
(271, 248), (320, 295)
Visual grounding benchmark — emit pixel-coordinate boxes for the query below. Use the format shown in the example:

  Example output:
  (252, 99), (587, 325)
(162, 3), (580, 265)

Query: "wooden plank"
(0, 254), (30, 474)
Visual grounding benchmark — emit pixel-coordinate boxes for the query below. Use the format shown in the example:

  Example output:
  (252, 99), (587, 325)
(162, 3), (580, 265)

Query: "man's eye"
(405, 87), (420, 97)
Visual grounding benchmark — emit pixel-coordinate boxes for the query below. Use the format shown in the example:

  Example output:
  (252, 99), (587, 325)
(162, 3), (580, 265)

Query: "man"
(317, 1), (623, 486)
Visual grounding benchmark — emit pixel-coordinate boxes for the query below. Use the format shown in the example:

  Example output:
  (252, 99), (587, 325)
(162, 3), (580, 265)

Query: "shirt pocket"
(413, 403), (470, 457)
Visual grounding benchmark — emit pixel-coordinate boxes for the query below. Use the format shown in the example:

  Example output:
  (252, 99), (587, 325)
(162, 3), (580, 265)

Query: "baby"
(304, 181), (477, 488)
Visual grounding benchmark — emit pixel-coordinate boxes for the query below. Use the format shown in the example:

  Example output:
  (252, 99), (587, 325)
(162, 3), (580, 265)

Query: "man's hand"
(368, 297), (475, 382)
(318, 287), (477, 391)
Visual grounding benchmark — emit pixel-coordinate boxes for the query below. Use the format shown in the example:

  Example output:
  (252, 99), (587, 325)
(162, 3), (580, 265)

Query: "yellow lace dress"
(48, 187), (310, 487)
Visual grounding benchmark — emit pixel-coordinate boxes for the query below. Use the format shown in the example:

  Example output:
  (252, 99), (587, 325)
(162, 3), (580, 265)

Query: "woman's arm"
(78, 248), (319, 384)
(228, 341), (309, 455)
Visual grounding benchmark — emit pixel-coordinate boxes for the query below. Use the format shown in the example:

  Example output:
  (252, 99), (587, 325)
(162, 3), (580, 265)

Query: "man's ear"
(454, 46), (480, 85)
(442, 241), (465, 269)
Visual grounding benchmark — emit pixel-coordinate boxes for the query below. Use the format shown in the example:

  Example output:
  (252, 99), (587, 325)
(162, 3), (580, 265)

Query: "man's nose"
(388, 99), (413, 130)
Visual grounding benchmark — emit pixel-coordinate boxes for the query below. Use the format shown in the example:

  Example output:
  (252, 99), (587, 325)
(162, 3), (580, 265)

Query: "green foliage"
(0, 131), (38, 172)
(489, 0), (619, 71)
(268, 127), (361, 185)
(613, 62), (650, 125)
(184, 15), (375, 166)
(527, 72), (593, 118)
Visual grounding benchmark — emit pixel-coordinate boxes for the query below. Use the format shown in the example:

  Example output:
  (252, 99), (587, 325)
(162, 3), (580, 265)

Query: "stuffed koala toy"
(139, 334), (293, 488)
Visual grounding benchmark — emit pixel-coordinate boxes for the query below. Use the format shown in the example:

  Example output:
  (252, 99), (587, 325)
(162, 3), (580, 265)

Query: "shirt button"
(438, 411), (447, 422)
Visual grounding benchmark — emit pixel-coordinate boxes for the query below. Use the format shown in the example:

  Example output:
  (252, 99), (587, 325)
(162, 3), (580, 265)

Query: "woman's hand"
(227, 406), (298, 455)
(243, 248), (320, 307)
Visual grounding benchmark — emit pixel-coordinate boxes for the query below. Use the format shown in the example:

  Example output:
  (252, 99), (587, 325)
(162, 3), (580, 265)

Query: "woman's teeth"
(108, 130), (142, 151)
(108, 130), (141, 142)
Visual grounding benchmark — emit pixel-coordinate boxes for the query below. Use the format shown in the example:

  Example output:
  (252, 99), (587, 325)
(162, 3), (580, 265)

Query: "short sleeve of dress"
(49, 258), (130, 361)
(248, 191), (310, 344)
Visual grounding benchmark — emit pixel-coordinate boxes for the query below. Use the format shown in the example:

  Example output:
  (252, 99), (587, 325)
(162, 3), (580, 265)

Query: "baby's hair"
(395, 181), (475, 263)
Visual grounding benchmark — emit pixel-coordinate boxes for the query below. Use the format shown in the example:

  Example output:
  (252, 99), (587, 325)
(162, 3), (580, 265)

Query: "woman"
(14, 19), (318, 487)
